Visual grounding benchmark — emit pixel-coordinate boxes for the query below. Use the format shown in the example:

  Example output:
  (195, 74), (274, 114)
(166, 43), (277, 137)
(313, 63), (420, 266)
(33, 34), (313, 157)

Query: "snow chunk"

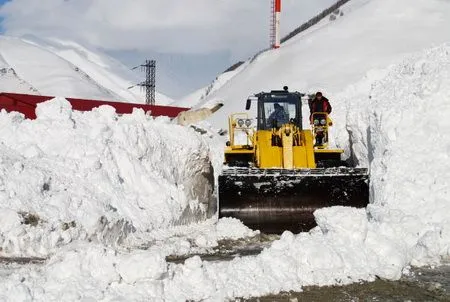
(116, 251), (167, 284)
(35, 97), (73, 121)
(215, 217), (260, 240)
(0, 208), (22, 234)
(314, 206), (368, 242)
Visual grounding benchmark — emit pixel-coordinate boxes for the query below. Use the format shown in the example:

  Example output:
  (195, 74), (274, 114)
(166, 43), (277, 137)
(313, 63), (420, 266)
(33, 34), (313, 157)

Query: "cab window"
(258, 94), (301, 130)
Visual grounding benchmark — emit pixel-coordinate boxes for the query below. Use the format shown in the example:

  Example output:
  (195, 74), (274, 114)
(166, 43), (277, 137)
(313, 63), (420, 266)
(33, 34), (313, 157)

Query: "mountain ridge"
(0, 35), (173, 104)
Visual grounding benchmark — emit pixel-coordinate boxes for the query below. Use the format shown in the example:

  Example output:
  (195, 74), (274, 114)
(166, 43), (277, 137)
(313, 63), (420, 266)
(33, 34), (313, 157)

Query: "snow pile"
(165, 207), (374, 301)
(0, 243), (166, 301)
(0, 218), (260, 301)
(345, 44), (450, 264)
(0, 98), (214, 257)
(129, 217), (259, 256)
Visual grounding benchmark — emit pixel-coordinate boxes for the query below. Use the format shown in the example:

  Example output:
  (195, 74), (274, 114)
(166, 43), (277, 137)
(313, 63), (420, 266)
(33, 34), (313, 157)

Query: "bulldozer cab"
(246, 90), (303, 130)
(255, 91), (303, 130)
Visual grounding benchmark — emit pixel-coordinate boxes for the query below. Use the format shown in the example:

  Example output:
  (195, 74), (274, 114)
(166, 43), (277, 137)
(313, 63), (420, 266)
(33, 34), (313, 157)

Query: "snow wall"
(0, 98), (214, 257)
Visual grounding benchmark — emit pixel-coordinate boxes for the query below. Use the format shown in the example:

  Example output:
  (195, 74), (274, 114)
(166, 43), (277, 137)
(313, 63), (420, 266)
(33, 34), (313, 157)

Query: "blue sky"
(0, 0), (335, 98)
(0, 0), (6, 32)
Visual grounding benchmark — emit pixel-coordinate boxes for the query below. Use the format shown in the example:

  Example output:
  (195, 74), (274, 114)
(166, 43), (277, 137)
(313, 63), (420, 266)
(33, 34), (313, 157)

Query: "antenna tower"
(270, 0), (281, 49)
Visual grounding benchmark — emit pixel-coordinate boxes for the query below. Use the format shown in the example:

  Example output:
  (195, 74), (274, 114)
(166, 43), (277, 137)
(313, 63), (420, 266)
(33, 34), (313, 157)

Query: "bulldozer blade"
(218, 167), (369, 234)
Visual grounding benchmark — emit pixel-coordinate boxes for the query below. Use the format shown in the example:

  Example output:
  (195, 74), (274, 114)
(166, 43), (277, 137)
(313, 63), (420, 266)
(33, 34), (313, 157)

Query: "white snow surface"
(0, 35), (173, 104)
(0, 98), (219, 257)
(0, 44), (449, 302)
(177, 61), (249, 108)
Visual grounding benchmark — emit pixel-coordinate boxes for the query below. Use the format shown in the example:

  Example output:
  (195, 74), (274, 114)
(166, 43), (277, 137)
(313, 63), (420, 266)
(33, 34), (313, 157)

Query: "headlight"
(313, 119), (319, 126)
(245, 119), (252, 127)
(320, 119), (326, 125)
(237, 119), (244, 127)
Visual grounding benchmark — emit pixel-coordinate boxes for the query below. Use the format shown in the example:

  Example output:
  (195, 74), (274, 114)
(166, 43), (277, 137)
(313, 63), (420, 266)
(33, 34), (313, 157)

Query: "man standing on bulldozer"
(309, 92), (332, 146)
(309, 91), (332, 117)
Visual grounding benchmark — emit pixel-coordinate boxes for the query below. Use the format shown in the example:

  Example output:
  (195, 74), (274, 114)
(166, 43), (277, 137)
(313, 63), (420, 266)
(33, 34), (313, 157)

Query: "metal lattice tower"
(138, 60), (156, 105)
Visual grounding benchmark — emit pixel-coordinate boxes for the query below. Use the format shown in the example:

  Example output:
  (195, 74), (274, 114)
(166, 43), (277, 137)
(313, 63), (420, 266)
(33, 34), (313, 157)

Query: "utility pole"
(131, 60), (156, 105)
(270, 0), (281, 49)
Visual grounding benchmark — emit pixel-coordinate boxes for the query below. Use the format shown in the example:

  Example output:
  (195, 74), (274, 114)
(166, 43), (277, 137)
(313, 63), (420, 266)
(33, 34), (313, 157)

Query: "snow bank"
(0, 243), (165, 301)
(343, 44), (450, 265)
(0, 218), (260, 301)
(0, 98), (214, 257)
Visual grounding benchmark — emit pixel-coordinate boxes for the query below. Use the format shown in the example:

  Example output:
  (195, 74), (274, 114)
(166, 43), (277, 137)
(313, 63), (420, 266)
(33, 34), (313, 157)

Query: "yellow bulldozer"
(218, 87), (369, 234)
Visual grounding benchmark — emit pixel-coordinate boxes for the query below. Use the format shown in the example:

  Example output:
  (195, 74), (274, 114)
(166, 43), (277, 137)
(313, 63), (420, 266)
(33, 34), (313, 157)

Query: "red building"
(0, 92), (188, 119)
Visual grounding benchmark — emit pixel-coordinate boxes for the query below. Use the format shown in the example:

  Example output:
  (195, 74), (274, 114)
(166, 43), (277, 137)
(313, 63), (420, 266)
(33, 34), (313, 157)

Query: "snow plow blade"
(218, 167), (369, 234)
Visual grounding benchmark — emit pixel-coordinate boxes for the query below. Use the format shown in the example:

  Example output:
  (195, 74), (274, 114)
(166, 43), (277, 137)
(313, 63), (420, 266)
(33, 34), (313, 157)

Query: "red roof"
(0, 92), (189, 119)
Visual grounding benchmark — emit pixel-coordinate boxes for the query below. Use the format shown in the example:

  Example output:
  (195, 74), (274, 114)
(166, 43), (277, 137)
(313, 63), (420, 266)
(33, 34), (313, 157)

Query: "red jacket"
(309, 97), (332, 114)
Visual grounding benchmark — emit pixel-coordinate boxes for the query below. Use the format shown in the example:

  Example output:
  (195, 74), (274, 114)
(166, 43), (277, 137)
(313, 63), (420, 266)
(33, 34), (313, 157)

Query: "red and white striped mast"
(271, 0), (281, 49)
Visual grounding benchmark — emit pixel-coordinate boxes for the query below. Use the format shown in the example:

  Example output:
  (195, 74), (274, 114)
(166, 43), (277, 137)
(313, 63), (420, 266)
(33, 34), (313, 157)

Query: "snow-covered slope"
(199, 0), (450, 129)
(0, 36), (173, 104)
(177, 61), (249, 107)
(0, 56), (38, 93)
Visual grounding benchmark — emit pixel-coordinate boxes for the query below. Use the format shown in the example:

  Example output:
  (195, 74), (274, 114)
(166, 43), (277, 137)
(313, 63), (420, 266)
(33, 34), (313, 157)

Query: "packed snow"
(0, 35), (173, 104)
